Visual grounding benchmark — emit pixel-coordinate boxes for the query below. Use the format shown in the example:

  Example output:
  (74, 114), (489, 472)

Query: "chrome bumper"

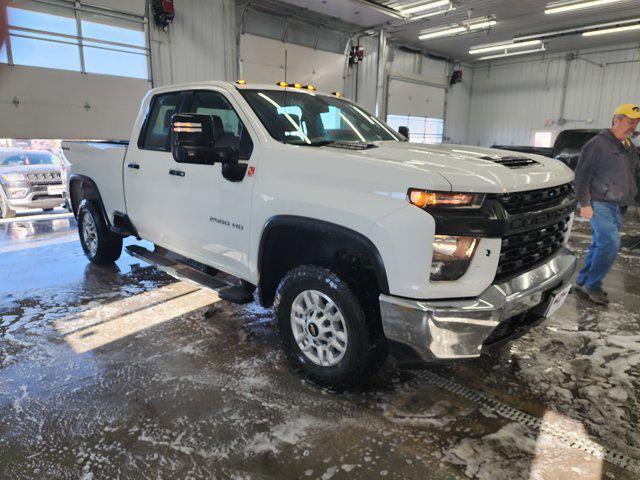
(379, 247), (577, 361)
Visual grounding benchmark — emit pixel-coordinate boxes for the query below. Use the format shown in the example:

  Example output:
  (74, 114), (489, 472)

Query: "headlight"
(430, 235), (478, 281)
(408, 189), (484, 209)
(7, 186), (29, 199)
(1, 173), (26, 184)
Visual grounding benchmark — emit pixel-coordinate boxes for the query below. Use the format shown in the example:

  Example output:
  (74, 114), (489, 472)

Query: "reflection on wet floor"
(0, 211), (639, 479)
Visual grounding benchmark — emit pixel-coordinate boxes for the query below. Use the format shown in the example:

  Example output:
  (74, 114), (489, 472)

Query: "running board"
(125, 245), (254, 304)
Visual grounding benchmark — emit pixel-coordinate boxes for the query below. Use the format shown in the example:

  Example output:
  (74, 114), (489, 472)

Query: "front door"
(168, 89), (256, 280)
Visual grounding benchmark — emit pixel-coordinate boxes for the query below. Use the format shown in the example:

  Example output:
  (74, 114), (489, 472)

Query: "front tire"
(78, 200), (123, 265)
(0, 193), (16, 219)
(274, 265), (387, 390)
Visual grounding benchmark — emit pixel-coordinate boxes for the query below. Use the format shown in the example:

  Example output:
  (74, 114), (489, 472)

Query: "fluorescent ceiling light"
(400, 0), (451, 15)
(419, 26), (466, 39)
(514, 18), (640, 41)
(479, 46), (546, 61)
(411, 5), (456, 20)
(418, 17), (497, 40)
(545, 0), (623, 15)
(469, 20), (498, 30)
(583, 23), (640, 36)
(469, 39), (542, 55)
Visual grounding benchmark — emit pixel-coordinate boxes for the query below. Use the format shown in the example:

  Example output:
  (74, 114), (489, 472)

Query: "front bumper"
(3, 186), (64, 210)
(379, 247), (577, 361)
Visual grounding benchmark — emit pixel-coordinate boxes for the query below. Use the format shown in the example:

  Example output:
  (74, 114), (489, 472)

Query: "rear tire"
(274, 265), (387, 390)
(78, 200), (123, 265)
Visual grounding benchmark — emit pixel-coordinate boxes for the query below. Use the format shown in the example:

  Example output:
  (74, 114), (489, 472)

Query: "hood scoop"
(479, 155), (540, 169)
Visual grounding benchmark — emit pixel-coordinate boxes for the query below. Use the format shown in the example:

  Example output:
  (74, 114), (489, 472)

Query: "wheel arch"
(257, 215), (389, 308)
(69, 174), (110, 225)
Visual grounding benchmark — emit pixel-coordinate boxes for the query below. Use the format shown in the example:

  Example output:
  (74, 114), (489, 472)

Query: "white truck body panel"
(62, 141), (127, 224)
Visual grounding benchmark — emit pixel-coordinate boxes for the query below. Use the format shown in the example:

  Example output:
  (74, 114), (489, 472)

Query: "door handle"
(127, 163), (140, 170)
(169, 169), (185, 177)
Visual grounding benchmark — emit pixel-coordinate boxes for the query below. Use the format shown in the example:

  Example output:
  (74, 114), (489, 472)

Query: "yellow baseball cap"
(614, 104), (640, 119)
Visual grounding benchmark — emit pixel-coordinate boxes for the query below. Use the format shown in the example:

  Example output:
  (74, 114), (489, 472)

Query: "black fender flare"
(68, 174), (110, 226)
(257, 215), (389, 306)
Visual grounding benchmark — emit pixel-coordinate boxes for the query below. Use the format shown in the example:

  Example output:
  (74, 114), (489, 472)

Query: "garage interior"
(1, 0), (640, 478)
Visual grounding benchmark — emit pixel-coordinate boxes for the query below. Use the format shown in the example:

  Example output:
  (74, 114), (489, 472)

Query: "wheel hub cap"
(82, 212), (98, 256)
(290, 289), (348, 367)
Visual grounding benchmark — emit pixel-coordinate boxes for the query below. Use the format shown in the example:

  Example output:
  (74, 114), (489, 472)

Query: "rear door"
(124, 90), (186, 246)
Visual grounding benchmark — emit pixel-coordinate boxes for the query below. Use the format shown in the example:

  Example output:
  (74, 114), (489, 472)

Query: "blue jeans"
(576, 201), (622, 291)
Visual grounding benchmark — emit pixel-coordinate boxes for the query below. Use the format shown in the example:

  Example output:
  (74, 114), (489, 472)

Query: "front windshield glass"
(239, 89), (402, 145)
(0, 152), (56, 166)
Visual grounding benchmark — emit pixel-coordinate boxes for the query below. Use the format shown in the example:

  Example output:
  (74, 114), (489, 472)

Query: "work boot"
(576, 281), (608, 297)
(576, 285), (609, 305)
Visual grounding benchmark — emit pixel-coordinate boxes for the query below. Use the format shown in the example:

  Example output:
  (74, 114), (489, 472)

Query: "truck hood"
(344, 142), (574, 193)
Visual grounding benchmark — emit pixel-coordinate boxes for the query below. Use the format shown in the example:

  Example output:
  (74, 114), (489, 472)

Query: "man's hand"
(580, 205), (593, 220)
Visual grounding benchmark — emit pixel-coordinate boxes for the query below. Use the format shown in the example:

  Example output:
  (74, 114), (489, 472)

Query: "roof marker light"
(278, 81), (288, 87)
(236, 79), (246, 85)
(332, 92), (342, 97)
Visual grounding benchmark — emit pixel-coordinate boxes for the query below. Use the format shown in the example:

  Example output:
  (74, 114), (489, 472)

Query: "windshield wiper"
(324, 141), (378, 150)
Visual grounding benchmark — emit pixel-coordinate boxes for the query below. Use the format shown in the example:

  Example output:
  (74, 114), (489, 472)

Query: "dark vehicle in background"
(0, 149), (65, 219)
(493, 129), (600, 170)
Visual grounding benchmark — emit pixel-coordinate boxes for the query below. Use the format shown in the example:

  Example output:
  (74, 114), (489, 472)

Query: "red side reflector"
(247, 166), (255, 177)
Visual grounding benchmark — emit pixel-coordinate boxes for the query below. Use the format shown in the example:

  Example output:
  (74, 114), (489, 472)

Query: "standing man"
(574, 104), (640, 304)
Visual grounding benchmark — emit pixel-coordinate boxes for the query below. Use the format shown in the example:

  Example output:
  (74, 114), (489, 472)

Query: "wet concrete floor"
(1, 210), (640, 479)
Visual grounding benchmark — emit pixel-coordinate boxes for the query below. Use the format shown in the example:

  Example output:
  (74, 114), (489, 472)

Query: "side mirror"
(398, 126), (409, 139)
(171, 113), (239, 165)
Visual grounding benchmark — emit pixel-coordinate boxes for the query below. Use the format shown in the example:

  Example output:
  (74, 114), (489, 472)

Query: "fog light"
(430, 235), (478, 281)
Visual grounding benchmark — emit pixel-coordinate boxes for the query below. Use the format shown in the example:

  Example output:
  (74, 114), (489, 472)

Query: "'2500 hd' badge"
(209, 216), (244, 231)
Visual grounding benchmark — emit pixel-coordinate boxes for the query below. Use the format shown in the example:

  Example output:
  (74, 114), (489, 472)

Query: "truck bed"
(62, 140), (129, 224)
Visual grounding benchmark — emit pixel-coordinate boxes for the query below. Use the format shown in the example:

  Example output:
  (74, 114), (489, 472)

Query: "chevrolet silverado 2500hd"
(63, 81), (577, 389)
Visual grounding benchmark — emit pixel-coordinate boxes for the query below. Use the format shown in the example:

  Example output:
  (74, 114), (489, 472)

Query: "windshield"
(239, 89), (402, 146)
(0, 152), (57, 167)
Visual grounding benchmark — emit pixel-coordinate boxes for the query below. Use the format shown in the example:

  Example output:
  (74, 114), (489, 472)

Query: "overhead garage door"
(0, 0), (151, 140)
(386, 75), (446, 144)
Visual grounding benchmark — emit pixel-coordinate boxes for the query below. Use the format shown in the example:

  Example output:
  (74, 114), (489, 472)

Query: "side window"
(140, 92), (182, 151)
(188, 90), (254, 160)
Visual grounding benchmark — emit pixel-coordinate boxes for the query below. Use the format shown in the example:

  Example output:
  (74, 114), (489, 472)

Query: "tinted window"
(140, 92), (182, 151)
(1, 152), (55, 166)
(187, 91), (253, 160)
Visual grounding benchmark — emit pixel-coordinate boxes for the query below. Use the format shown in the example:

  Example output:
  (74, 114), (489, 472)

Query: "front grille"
(26, 171), (61, 183)
(480, 155), (540, 169)
(496, 215), (571, 281)
(495, 183), (574, 215)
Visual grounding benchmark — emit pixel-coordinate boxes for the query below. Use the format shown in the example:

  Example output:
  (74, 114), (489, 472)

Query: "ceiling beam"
(348, 0), (405, 19)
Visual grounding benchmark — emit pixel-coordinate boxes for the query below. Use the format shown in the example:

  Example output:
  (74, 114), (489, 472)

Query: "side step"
(125, 245), (255, 304)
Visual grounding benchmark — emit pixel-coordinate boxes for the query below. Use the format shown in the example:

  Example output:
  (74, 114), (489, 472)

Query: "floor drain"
(415, 370), (640, 475)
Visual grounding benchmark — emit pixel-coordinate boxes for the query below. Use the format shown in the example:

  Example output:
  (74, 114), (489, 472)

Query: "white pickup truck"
(63, 81), (577, 389)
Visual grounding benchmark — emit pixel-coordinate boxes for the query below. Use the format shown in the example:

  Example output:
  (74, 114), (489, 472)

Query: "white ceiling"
(275, 0), (640, 61)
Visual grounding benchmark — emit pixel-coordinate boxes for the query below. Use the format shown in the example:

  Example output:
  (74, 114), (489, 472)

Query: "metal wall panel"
(355, 35), (379, 114)
(150, 0), (236, 86)
(460, 43), (640, 147)
(444, 65), (473, 145)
